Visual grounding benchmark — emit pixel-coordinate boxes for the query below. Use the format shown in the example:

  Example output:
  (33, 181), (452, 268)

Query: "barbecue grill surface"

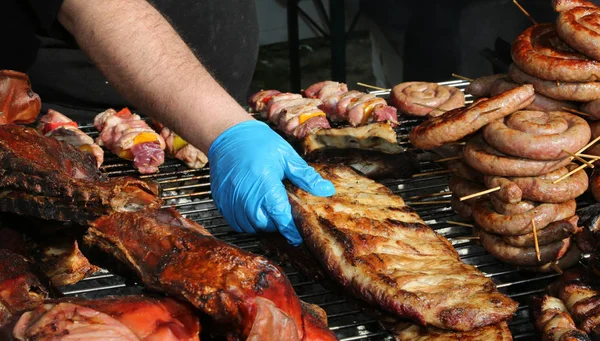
(58, 80), (575, 340)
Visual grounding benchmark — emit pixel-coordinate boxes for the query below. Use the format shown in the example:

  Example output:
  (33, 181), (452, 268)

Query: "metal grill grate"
(56, 80), (577, 340)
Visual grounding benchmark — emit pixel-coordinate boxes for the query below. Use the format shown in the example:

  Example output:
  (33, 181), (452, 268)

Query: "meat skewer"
(94, 107), (166, 174)
(303, 80), (399, 125)
(149, 120), (207, 169)
(38, 109), (105, 168)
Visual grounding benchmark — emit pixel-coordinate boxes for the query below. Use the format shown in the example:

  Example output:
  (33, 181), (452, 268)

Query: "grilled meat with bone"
(0, 70), (41, 125)
(0, 124), (162, 225)
(85, 207), (337, 341)
(38, 109), (104, 168)
(0, 250), (49, 328)
(13, 296), (201, 341)
(95, 107), (166, 174)
(286, 164), (517, 331)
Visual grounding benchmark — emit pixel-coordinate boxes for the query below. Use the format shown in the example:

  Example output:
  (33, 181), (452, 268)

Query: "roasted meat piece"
(531, 294), (590, 341)
(382, 319), (513, 341)
(0, 250), (49, 328)
(13, 296), (201, 341)
(38, 109), (104, 168)
(0, 125), (162, 224)
(286, 164), (518, 331)
(85, 207), (337, 341)
(95, 108), (166, 174)
(0, 70), (41, 125)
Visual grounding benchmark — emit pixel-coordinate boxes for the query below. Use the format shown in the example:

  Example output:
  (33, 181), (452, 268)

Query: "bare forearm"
(58, 0), (252, 153)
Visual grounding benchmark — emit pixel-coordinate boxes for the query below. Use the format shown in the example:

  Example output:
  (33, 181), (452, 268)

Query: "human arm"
(56, 0), (335, 243)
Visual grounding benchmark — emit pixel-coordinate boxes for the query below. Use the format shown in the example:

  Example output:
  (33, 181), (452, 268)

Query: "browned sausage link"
(447, 160), (484, 183)
(581, 100), (600, 120)
(480, 231), (571, 266)
(463, 135), (572, 177)
(512, 23), (600, 82)
(465, 74), (507, 97)
(483, 110), (591, 160)
(484, 176), (522, 204)
(390, 82), (465, 117)
(491, 196), (536, 215)
(523, 244), (583, 273)
(448, 176), (486, 202)
(503, 216), (580, 247)
(557, 5), (600, 62)
(490, 78), (579, 112)
(486, 164), (589, 204)
(409, 85), (535, 150)
(472, 199), (577, 236)
(451, 196), (474, 221)
(509, 63), (600, 102)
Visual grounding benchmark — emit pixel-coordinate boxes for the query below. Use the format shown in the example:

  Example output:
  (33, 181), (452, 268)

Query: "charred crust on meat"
(386, 219), (428, 230)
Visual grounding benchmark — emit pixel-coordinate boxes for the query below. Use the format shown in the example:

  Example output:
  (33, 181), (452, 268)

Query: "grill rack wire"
(56, 79), (582, 340)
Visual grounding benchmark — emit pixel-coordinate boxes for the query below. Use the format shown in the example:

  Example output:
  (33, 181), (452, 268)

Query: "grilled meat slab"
(286, 164), (518, 331)
(0, 125), (162, 224)
(13, 295), (201, 341)
(85, 207), (337, 341)
(0, 250), (49, 328)
(382, 320), (513, 341)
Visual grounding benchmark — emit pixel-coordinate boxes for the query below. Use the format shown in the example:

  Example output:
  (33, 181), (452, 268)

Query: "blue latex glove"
(208, 120), (335, 245)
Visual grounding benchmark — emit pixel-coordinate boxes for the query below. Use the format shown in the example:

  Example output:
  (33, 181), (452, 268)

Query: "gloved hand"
(208, 120), (335, 245)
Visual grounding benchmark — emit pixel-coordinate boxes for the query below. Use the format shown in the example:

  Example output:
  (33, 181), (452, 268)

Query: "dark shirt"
(1, 0), (259, 121)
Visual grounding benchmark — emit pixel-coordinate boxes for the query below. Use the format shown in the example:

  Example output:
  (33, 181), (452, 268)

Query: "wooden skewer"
(410, 200), (452, 205)
(532, 219), (541, 262)
(562, 107), (592, 117)
(562, 149), (595, 168)
(407, 191), (452, 200)
(575, 135), (600, 155)
(411, 169), (454, 178)
(388, 119), (401, 126)
(553, 163), (588, 184)
(459, 186), (501, 201)
(434, 156), (462, 162)
(446, 220), (475, 228)
(552, 262), (564, 274)
(577, 153), (600, 159)
(451, 73), (474, 82)
(356, 82), (389, 91)
(513, 0), (538, 24)
(414, 102), (448, 113)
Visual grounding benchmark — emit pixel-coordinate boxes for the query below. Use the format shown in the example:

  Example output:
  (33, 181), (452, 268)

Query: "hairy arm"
(57, 0), (252, 153)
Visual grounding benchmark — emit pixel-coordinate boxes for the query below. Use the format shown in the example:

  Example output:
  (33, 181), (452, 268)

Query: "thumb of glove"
(284, 157), (335, 197)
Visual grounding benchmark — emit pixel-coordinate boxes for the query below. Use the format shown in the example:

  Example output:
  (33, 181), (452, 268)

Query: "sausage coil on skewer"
(465, 74), (507, 98)
(483, 110), (591, 160)
(390, 81), (465, 117)
(472, 199), (577, 236)
(480, 231), (571, 267)
(502, 216), (580, 247)
(409, 84), (535, 150)
(448, 176), (487, 221)
(531, 295), (591, 341)
(556, 0), (600, 62)
(464, 135), (572, 177)
(512, 23), (600, 82)
(490, 78), (579, 112)
(509, 64), (600, 102)
(484, 164), (589, 204)
(490, 196), (537, 215)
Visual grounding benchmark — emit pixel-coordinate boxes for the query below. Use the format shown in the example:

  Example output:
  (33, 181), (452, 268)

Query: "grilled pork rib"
(286, 164), (518, 331)
(13, 296), (201, 341)
(0, 250), (49, 328)
(0, 125), (162, 224)
(85, 207), (337, 341)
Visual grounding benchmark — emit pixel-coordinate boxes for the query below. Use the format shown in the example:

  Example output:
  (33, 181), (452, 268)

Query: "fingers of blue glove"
(262, 184), (303, 245)
(284, 157), (335, 197)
